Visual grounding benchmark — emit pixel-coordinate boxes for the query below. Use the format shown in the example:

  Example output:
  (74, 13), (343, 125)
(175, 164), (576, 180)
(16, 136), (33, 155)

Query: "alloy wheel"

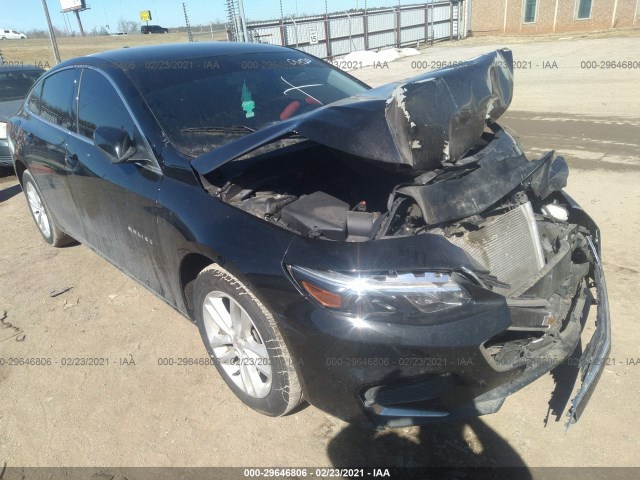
(202, 292), (272, 398)
(26, 182), (51, 239)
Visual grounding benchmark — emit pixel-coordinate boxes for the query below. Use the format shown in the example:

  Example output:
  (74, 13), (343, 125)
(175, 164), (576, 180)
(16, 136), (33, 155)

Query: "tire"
(194, 264), (303, 416)
(22, 170), (73, 247)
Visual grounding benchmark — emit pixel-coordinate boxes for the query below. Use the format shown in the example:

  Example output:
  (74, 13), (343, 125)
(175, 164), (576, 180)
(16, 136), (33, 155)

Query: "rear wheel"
(22, 170), (73, 247)
(194, 264), (303, 416)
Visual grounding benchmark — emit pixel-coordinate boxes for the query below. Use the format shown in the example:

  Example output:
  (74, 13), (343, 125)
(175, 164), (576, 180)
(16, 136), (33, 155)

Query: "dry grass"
(3, 27), (636, 69)
(0, 31), (228, 67)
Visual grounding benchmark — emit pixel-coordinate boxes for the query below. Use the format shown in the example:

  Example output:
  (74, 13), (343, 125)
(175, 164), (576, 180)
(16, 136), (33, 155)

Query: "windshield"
(125, 51), (368, 157)
(0, 70), (43, 102)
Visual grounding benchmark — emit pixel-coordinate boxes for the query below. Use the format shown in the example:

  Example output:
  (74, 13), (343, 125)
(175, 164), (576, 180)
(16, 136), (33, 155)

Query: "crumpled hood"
(192, 48), (513, 175)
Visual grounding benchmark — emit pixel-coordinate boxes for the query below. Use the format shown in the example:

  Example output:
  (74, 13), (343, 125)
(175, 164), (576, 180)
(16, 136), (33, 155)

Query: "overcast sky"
(0, 0), (398, 33)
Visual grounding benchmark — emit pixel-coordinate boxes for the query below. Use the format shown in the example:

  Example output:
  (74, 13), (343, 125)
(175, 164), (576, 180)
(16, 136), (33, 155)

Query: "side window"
(523, 0), (537, 23)
(77, 69), (136, 141)
(27, 79), (43, 114)
(39, 69), (77, 129)
(576, 0), (592, 19)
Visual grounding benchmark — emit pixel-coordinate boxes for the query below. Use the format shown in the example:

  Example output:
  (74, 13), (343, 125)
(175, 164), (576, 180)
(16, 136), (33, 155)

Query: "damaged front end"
(192, 49), (610, 426)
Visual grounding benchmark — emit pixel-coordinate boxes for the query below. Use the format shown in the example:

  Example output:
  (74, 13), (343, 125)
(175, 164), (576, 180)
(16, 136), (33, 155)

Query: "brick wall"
(469, 0), (639, 35)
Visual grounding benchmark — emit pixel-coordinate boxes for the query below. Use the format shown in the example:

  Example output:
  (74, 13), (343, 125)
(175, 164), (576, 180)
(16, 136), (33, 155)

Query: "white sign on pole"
(59, 0), (84, 13)
(309, 25), (318, 45)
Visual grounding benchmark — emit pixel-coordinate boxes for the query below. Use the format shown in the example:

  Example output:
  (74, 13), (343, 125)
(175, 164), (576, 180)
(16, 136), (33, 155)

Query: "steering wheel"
(279, 97), (321, 121)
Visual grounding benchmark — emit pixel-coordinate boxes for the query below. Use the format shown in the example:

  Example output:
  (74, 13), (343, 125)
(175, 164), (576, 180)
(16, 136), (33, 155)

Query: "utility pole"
(226, 0), (240, 41)
(62, 12), (71, 36)
(74, 9), (85, 36)
(40, 0), (61, 64)
(237, 0), (249, 42)
(182, 3), (194, 42)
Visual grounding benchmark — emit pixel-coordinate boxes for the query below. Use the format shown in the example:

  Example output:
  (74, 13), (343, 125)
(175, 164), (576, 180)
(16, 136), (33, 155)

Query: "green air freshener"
(241, 81), (255, 118)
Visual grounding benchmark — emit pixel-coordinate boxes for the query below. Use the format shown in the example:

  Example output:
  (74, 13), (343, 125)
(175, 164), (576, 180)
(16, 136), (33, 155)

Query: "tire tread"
(198, 264), (303, 415)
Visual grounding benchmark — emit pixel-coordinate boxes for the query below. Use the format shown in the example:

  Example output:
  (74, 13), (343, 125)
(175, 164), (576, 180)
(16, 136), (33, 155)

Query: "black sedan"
(8, 43), (610, 428)
(0, 64), (44, 166)
(141, 25), (169, 34)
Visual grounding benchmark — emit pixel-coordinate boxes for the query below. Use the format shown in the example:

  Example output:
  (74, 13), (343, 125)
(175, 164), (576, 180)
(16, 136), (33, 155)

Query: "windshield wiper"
(180, 126), (255, 134)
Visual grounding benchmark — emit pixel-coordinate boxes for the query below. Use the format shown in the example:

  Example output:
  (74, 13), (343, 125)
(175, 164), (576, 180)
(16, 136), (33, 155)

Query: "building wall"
(469, 0), (639, 35)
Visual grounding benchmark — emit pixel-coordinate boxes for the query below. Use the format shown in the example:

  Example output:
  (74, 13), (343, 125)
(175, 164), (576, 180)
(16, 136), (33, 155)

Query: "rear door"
(21, 68), (83, 237)
(65, 67), (167, 295)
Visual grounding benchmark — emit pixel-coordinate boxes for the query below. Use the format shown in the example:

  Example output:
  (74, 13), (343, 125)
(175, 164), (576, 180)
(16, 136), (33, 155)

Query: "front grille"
(449, 202), (545, 295)
(0, 154), (13, 166)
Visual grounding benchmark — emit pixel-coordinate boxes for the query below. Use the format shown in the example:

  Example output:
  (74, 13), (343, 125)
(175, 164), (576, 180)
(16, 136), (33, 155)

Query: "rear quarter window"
(27, 79), (43, 114)
(39, 69), (78, 130)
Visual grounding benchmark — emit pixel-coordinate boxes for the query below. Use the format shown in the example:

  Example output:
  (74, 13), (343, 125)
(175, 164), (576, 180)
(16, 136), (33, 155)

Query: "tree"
(117, 17), (140, 33)
(26, 28), (54, 38)
(89, 26), (109, 36)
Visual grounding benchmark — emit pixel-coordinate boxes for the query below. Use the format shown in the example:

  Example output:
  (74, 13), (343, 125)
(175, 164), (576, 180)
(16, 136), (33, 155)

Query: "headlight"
(0, 122), (7, 140)
(289, 265), (471, 320)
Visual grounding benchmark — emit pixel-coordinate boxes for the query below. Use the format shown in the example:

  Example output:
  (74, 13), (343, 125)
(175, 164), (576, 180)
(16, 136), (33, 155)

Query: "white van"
(0, 29), (27, 40)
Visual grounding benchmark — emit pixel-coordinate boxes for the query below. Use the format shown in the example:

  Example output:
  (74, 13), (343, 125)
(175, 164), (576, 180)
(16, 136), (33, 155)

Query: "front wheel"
(194, 264), (303, 416)
(22, 170), (73, 247)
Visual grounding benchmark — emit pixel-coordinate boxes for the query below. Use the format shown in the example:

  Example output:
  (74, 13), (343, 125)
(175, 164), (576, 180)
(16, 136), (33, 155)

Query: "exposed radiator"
(449, 202), (545, 295)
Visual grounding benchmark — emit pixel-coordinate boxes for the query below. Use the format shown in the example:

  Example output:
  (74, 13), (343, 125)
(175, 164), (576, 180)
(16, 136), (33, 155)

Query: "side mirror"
(94, 126), (137, 163)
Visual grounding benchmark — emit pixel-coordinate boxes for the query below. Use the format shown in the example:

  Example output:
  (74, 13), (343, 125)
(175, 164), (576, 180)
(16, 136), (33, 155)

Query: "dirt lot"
(1, 32), (640, 475)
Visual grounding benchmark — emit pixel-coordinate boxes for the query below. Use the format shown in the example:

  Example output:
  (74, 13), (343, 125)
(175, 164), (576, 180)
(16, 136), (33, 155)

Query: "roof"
(56, 42), (289, 69)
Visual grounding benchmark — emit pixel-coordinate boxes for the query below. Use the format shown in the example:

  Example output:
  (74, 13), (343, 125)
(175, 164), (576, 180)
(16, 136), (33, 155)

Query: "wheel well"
(179, 253), (216, 317)
(14, 160), (26, 184)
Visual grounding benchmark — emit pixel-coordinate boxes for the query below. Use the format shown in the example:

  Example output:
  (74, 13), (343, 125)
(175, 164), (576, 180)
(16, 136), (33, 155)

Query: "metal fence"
(229, 1), (465, 59)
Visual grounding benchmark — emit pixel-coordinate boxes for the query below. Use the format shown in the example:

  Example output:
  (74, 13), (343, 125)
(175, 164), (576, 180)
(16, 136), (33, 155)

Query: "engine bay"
(204, 140), (420, 242)
(201, 124), (568, 246)
(201, 124), (578, 299)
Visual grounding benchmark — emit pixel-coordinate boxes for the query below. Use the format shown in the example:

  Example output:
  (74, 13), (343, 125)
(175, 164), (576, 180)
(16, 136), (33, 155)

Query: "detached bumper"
(273, 201), (610, 429)
(359, 235), (611, 428)
(566, 236), (611, 424)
